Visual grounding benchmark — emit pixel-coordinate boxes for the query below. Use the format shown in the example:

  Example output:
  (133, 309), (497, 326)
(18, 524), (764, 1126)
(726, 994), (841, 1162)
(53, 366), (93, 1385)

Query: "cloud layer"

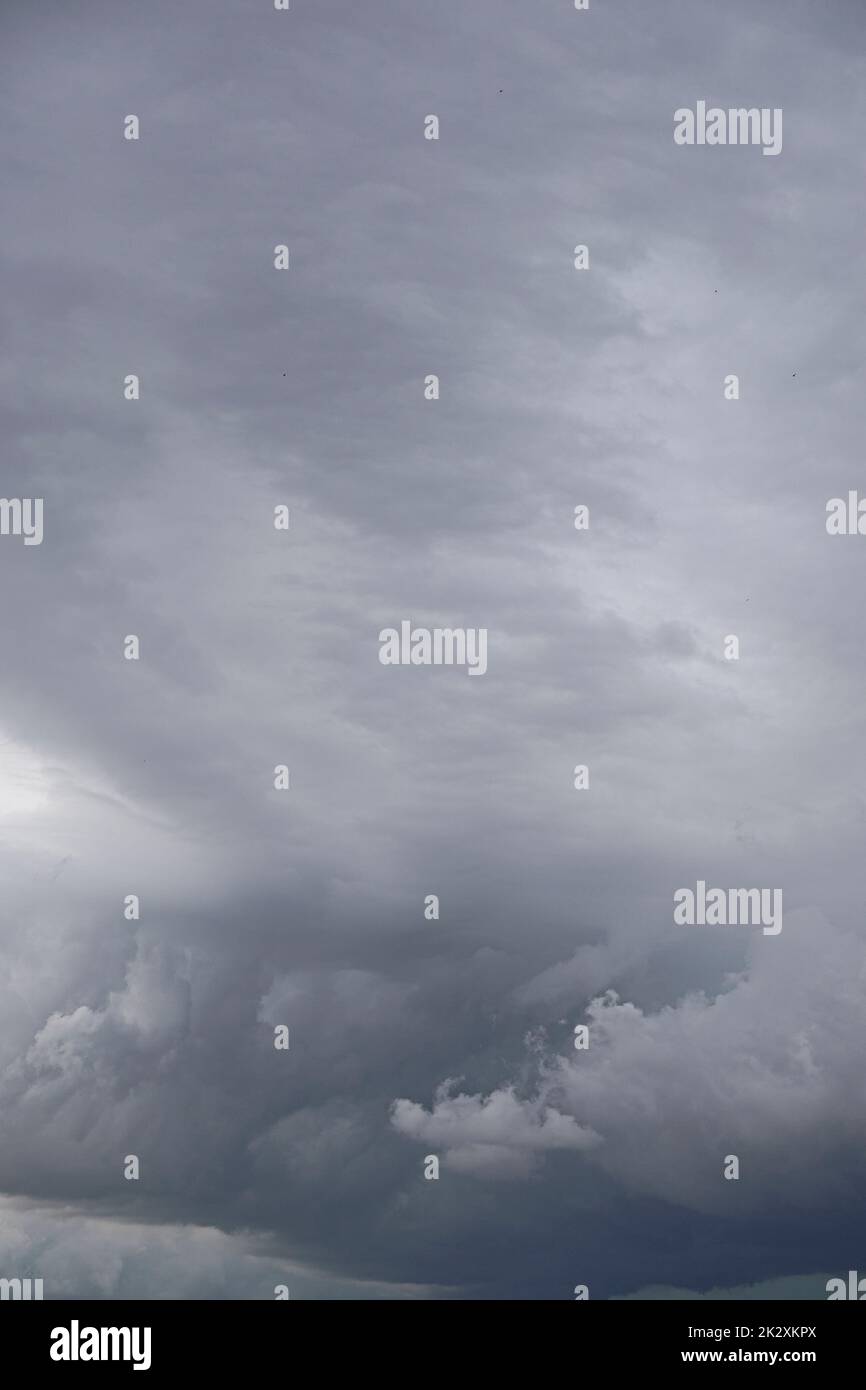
(1, 0), (864, 1298)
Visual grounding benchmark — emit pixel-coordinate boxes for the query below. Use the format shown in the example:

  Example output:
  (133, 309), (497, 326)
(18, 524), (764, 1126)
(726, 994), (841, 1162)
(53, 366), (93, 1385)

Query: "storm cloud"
(1, 0), (865, 1299)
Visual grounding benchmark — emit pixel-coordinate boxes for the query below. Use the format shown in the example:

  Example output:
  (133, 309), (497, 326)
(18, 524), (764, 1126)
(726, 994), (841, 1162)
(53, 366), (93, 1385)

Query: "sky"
(1, 0), (865, 1300)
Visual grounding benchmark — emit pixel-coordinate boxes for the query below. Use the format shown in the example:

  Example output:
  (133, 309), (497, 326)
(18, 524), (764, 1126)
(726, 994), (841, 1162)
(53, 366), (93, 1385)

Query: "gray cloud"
(394, 910), (866, 1211)
(1, 0), (864, 1299)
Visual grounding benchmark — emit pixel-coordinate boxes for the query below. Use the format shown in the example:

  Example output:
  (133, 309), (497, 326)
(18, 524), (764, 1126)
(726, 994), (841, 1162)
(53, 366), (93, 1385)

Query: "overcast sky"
(1, 0), (865, 1299)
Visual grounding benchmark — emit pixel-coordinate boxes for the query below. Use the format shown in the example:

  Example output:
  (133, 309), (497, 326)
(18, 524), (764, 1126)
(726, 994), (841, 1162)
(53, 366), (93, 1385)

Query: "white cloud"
(391, 1079), (600, 1178)
(394, 910), (866, 1210)
(0, 1195), (439, 1300)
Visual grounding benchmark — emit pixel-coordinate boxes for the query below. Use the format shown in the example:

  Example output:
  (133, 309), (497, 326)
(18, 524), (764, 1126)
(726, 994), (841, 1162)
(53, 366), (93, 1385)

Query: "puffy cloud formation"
(392, 1082), (600, 1179)
(394, 911), (866, 1212)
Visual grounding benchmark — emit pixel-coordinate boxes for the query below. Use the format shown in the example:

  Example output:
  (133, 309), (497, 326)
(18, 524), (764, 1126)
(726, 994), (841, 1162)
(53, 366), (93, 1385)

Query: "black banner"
(1, 1300), (860, 1375)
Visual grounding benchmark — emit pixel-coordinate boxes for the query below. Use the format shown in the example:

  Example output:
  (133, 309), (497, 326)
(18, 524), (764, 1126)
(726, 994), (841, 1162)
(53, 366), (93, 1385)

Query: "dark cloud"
(1, 0), (864, 1299)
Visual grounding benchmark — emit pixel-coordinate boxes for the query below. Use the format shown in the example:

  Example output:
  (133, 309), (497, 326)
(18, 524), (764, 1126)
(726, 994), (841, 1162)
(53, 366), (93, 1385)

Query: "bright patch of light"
(0, 737), (48, 817)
